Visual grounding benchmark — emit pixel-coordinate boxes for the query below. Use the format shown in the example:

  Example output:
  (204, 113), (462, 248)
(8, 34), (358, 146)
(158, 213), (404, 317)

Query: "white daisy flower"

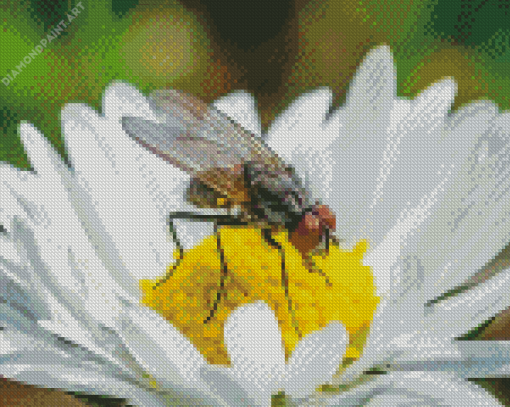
(2, 46), (510, 406)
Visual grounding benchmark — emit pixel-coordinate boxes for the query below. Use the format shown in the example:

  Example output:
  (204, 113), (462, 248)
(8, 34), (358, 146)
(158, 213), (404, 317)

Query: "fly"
(121, 89), (337, 327)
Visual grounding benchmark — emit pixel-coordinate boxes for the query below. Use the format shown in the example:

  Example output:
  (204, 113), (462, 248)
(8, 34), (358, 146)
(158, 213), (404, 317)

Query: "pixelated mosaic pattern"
(2, 0), (510, 406)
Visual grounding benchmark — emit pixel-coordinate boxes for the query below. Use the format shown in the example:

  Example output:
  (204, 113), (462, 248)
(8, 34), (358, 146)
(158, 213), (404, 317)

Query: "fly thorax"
(243, 162), (309, 228)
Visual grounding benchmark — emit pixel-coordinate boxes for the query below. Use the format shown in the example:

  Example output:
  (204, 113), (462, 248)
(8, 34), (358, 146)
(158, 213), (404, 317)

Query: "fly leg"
(153, 213), (187, 287)
(302, 227), (339, 287)
(302, 250), (333, 288)
(262, 229), (302, 339)
(159, 211), (245, 322)
(320, 227), (341, 254)
(155, 211), (239, 287)
(204, 222), (229, 324)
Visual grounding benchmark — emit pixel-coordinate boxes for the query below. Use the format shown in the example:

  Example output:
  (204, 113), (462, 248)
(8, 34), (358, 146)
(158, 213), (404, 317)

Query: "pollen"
(140, 227), (379, 365)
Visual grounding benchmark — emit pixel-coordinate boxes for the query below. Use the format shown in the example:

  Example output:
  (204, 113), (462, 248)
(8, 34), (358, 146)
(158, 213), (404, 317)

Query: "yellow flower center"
(140, 226), (379, 365)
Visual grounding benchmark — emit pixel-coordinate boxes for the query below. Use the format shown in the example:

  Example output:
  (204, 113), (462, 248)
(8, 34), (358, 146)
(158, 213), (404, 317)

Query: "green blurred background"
(1, 0), (510, 405)
(2, 0), (510, 169)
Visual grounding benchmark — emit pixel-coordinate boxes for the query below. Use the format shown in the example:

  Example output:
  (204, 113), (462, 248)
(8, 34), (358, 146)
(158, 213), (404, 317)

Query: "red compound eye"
(313, 204), (336, 232)
(289, 204), (336, 256)
(289, 212), (323, 255)
(303, 212), (322, 234)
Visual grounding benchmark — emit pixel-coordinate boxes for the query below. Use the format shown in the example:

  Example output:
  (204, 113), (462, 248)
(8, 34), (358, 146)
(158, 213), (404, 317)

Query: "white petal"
(283, 322), (348, 400)
(453, 341), (510, 378)
(343, 46), (396, 121)
(365, 173), (451, 296)
(1, 124), (63, 231)
(337, 254), (441, 384)
(318, 376), (383, 406)
(370, 101), (499, 297)
(2, 123), (137, 313)
(392, 341), (510, 379)
(112, 303), (230, 404)
(113, 301), (205, 383)
(0, 254), (146, 386)
(360, 91), (510, 301)
(64, 81), (215, 284)
(172, 218), (216, 251)
(267, 87), (333, 152)
(224, 301), (286, 405)
(365, 76), (456, 247)
(0, 164), (34, 229)
(1, 204), (220, 404)
(61, 102), (180, 286)
(417, 111), (510, 301)
(368, 372), (502, 406)
(335, 302), (414, 384)
(325, 46), (395, 251)
(0, 236), (51, 322)
(266, 88), (334, 201)
(200, 365), (259, 406)
(339, 262), (510, 386)
(0, 304), (144, 395)
(213, 90), (262, 136)
(103, 82), (218, 250)
(426, 267), (510, 340)
(17, 122), (69, 180)
(324, 372), (501, 406)
(1, 216), (138, 369)
(102, 81), (157, 122)
(1, 363), (167, 407)
(364, 79), (461, 251)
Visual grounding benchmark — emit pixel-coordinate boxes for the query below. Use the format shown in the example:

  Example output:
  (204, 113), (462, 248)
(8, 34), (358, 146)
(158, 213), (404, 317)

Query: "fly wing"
(121, 116), (242, 174)
(121, 89), (290, 195)
(148, 89), (289, 172)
